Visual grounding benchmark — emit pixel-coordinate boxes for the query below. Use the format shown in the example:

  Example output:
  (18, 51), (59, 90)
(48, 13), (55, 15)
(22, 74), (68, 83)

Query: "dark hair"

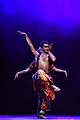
(39, 40), (49, 48)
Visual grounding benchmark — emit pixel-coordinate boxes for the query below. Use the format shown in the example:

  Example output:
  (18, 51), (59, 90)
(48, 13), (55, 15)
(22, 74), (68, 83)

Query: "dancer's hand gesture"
(14, 72), (20, 80)
(64, 70), (68, 78)
(17, 31), (27, 36)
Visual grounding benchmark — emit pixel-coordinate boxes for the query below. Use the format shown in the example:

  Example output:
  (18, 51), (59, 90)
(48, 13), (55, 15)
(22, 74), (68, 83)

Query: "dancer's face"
(42, 43), (49, 53)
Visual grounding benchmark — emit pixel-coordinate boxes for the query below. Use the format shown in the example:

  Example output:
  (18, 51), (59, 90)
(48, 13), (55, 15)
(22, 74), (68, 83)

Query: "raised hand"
(64, 70), (68, 78)
(14, 72), (20, 80)
(17, 31), (27, 36)
(49, 43), (53, 51)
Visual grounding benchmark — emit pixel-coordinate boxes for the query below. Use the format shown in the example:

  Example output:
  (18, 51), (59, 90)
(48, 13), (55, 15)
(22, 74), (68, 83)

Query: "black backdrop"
(0, 0), (80, 115)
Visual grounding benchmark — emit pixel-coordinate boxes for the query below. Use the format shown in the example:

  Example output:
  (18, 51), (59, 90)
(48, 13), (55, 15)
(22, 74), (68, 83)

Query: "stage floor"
(0, 115), (80, 120)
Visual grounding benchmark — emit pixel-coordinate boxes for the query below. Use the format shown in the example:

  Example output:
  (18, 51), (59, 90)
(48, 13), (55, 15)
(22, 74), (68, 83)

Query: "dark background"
(0, 0), (80, 115)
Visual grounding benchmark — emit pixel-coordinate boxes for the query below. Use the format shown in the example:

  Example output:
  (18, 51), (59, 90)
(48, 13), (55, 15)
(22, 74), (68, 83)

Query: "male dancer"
(15, 31), (67, 118)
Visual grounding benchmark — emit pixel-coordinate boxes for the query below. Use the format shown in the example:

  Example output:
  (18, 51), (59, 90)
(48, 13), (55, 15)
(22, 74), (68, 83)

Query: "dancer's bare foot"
(54, 87), (61, 91)
(51, 85), (61, 91)
(38, 114), (47, 119)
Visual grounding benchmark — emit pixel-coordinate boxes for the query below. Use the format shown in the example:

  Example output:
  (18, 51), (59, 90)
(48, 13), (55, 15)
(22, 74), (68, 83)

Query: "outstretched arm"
(14, 68), (31, 80)
(52, 65), (68, 78)
(14, 60), (35, 80)
(17, 31), (39, 57)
